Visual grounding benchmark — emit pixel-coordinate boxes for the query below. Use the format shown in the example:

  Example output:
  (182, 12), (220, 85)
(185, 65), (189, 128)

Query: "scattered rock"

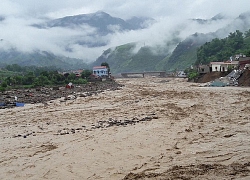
(0, 81), (123, 108)
(55, 115), (157, 136)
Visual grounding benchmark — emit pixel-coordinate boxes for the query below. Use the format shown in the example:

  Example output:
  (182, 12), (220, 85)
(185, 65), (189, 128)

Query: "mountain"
(0, 48), (89, 70)
(90, 33), (213, 73)
(162, 33), (216, 71)
(191, 13), (227, 24)
(34, 11), (154, 36)
(92, 11), (250, 73)
(2, 11), (250, 72)
(166, 12), (250, 70)
(91, 35), (181, 73)
(92, 43), (167, 74)
(1, 11), (154, 69)
(32, 11), (155, 48)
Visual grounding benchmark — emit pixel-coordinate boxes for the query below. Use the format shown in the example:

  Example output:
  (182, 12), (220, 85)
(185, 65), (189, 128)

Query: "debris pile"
(0, 81), (123, 109)
(238, 69), (250, 86)
(200, 70), (245, 87)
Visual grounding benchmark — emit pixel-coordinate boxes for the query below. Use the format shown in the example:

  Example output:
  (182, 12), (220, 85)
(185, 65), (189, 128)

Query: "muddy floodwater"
(0, 77), (250, 180)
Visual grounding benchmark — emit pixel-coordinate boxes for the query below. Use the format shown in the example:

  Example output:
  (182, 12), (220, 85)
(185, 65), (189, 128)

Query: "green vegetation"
(0, 50), (90, 70)
(184, 68), (199, 80)
(0, 64), (90, 92)
(81, 69), (92, 79)
(93, 43), (137, 73)
(93, 43), (167, 73)
(163, 33), (216, 71)
(196, 30), (250, 65)
(92, 28), (250, 73)
(0, 70), (22, 78)
(2, 30), (249, 78)
(92, 33), (214, 73)
(188, 70), (199, 80)
(4, 64), (58, 76)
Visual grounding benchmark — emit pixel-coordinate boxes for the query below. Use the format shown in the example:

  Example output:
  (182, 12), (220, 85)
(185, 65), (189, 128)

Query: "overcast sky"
(0, 0), (249, 62)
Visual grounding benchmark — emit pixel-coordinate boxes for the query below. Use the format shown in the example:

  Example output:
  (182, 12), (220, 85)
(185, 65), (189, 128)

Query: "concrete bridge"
(121, 71), (166, 78)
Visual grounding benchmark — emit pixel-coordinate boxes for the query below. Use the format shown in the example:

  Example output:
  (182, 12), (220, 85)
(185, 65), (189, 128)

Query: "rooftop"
(210, 61), (239, 65)
(93, 66), (107, 69)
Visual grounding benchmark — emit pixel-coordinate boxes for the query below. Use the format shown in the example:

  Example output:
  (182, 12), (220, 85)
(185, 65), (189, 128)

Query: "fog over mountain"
(31, 11), (155, 49)
(0, 0), (249, 64)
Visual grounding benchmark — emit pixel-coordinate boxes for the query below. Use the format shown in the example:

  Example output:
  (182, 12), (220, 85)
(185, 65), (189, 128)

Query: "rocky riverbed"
(0, 81), (123, 108)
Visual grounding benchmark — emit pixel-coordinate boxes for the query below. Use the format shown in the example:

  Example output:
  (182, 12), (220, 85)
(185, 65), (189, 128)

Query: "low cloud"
(0, 0), (249, 63)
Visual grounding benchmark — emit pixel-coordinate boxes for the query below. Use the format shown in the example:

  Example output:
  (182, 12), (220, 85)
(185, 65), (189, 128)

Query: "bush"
(0, 86), (6, 92)
(73, 78), (87, 84)
(188, 71), (199, 80)
(1, 82), (7, 88)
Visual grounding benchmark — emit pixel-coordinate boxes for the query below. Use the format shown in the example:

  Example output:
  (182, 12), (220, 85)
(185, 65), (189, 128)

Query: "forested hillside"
(0, 49), (90, 70)
(92, 43), (167, 74)
(162, 33), (217, 71)
(196, 29), (250, 65)
(92, 12), (250, 73)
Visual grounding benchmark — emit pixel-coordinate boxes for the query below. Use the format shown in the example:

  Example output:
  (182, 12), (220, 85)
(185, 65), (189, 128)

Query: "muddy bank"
(0, 81), (123, 108)
(238, 69), (250, 86)
(196, 70), (250, 86)
(195, 72), (228, 83)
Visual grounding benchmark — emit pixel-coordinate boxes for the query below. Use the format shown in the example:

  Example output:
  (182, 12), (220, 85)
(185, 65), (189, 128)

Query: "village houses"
(198, 54), (250, 74)
(210, 61), (239, 72)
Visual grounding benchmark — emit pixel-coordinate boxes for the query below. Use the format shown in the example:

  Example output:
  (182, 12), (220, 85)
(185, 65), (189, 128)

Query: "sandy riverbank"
(0, 77), (250, 179)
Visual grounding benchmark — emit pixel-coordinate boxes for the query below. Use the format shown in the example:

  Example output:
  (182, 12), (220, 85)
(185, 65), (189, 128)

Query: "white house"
(93, 66), (108, 77)
(210, 61), (239, 72)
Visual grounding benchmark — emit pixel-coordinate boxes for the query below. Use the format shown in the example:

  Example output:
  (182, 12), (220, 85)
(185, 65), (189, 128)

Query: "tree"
(244, 29), (250, 38)
(33, 75), (50, 87)
(5, 76), (14, 86)
(40, 71), (49, 77)
(52, 73), (65, 84)
(1, 81), (7, 88)
(196, 30), (246, 65)
(23, 72), (35, 85)
(5, 64), (22, 72)
(0, 82), (7, 92)
(13, 75), (23, 85)
(225, 30), (244, 51)
(101, 62), (110, 75)
(67, 73), (77, 81)
(81, 69), (92, 78)
(73, 78), (87, 85)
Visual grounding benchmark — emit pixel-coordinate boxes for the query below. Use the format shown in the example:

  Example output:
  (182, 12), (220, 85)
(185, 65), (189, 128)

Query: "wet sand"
(0, 77), (250, 179)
